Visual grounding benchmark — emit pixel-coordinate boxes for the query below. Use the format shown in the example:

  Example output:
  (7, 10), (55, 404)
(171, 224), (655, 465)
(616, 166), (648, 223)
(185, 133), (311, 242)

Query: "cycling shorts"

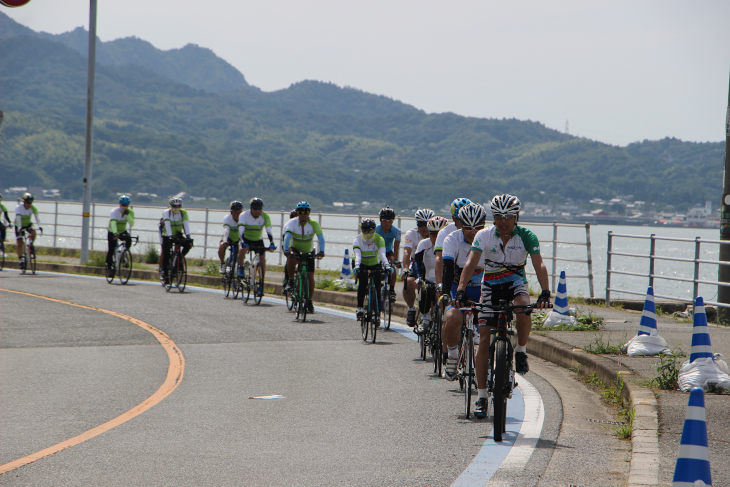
(15, 225), (33, 238)
(446, 283), (481, 311)
(290, 249), (315, 272)
(479, 279), (529, 319)
(242, 237), (266, 255)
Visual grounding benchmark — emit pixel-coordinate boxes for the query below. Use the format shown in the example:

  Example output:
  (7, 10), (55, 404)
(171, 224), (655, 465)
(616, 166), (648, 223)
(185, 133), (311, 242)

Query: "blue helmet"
(450, 198), (471, 218)
(119, 195), (131, 206)
(295, 201), (311, 211)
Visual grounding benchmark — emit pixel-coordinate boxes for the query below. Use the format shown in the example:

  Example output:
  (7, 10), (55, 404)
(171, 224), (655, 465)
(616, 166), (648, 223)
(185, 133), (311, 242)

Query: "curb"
(9, 260), (659, 485)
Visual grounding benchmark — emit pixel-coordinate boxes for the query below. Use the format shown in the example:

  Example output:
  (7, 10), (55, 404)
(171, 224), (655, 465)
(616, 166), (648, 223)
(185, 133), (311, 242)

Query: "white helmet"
(427, 216), (448, 233)
(490, 194), (520, 216)
(414, 208), (434, 223)
(170, 197), (183, 208)
(458, 203), (487, 227)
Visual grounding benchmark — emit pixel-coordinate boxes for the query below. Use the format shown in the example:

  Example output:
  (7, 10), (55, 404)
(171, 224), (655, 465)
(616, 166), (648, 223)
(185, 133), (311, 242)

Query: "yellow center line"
(0, 288), (185, 475)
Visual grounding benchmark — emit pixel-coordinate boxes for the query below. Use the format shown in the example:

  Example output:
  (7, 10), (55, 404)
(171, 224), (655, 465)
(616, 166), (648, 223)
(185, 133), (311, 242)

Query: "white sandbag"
(543, 310), (576, 327)
(623, 334), (669, 357)
(678, 357), (730, 392)
(714, 354), (730, 374)
(333, 279), (356, 291)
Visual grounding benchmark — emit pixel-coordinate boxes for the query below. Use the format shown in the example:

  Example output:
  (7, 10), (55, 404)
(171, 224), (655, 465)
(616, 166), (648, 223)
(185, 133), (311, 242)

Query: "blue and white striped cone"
(689, 297), (714, 363)
(340, 248), (352, 281)
(672, 387), (712, 486)
(553, 270), (569, 315)
(637, 286), (658, 336)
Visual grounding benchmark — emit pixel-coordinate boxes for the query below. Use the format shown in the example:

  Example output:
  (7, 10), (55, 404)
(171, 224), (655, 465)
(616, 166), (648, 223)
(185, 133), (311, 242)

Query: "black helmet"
(250, 197), (263, 210)
(22, 192), (34, 203)
(379, 206), (395, 220)
(230, 200), (244, 211)
(361, 218), (377, 232)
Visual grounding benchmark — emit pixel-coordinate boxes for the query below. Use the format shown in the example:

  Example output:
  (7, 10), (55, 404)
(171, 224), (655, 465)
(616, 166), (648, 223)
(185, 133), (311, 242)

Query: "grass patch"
(531, 307), (604, 332)
(583, 333), (627, 355)
(203, 261), (219, 276)
(574, 369), (632, 439)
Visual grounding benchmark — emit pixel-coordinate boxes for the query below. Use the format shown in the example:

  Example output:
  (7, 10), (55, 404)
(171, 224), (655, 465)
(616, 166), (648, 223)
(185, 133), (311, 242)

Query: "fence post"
(53, 200), (59, 247)
(279, 211), (284, 266)
(203, 208), (209, 259)
(693, 237), (701, 302)
(649, 234), (656, 288)
(317, 212), (322, 269)
(585, 223), (594, 298)
(551, 220), (558, 293)
(606, 231), (613, 306)
(91, 202), (95, 251)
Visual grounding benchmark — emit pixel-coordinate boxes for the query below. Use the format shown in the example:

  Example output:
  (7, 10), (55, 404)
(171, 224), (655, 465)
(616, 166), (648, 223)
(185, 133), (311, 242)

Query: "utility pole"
(719, 69), (730, 319)
(80, 0), (97, 263)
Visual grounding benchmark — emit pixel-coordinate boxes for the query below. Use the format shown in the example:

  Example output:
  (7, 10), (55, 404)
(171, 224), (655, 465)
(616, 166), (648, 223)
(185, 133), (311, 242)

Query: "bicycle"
(161, 236), (192, 293)
(222, 241), (241, 299)
(379, 260), (400, 330)
(288, 250), (317, 322)
(357, 264), (384, 343)
(106, 234), (138, 285)
(17, 227), (41, 275)
(241, 245), (272, 305)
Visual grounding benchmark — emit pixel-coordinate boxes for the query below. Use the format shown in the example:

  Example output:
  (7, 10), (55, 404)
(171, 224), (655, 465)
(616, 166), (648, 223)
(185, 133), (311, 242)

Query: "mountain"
(0, 11), (723, 212)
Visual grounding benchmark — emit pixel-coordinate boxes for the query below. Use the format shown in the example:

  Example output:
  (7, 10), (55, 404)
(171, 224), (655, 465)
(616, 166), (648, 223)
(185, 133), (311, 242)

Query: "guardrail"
(606, 231), (730, 309)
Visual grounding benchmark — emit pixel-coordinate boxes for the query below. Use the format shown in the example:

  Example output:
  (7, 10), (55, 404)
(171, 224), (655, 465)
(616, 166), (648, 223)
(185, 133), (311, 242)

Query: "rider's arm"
(352, 246), (362, 268)
(283, 231), (292, 251)
(126, 208), (135, 229)
(182, 210), (191, 237)
(32, 206), (41, 227)
(164, 211), (172, 236)
(531, 253), (550, 295)
(412, 248), (425, 278)
(456, 250), (482, 292)
(378, 245), (388, 266)
(316, 233), (325, 254)
(263, 212), (275, 246)
(14, 211), (22, 229)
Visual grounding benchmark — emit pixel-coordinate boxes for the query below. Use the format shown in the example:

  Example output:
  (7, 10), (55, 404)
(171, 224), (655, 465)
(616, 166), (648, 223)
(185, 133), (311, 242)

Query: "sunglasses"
(297, 210), (310, 215)
(380, 219), (394, 223)
(494, 214), (515, 221)
(416, 222), (427, 228)
(171, 205), (182, 209)
(462, 225), (483, 231)
(362, 229), (375, 235)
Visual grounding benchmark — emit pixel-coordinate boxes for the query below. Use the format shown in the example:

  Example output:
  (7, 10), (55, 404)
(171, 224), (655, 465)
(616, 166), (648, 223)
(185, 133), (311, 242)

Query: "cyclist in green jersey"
(218, 200), (244, 274)
(106, 195), (135, 274)
(283, 202), (325, 313)
(237, 197), (277, 295)
(0, 193), (12, 254)
(160, 197), (193, 283)
(14, 193), (42, 266)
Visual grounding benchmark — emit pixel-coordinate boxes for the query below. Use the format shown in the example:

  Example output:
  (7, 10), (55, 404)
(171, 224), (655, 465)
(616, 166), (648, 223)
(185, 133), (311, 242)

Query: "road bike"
(288, 250), (317, 322)
(357, 264), (383, 343)
(241, 245), (272, 305)
(222, 241), (241, 299)
(414, 278), (438, 360)
(161, 236), (192, 293)
(17, 227), (41, 275)
(379, 260), (400, 330)
(106, 233), (138, 285)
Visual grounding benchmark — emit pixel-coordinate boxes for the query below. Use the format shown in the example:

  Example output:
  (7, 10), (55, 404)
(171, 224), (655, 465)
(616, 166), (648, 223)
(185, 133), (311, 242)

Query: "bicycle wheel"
(223, 258), (233, 297)
(165, 256), (175, 292)
(361, 294), (369, 341)
(464, 330), (474, 419)
(295, 274), (305, 321)
(285, 286), (294, 311)
(30, 246), (36, 275)
(368, 285), (377, 344)
(232, 261), (241, 299)
(253, 262), (263, 305)
(244, 263), (253, 303)
(432, 309), (443, 375)
(382, 283), (392, 330)
(493, 339), (508, 441)
(0, 248), (4, 271)
(300, 275), (309, 322)
(175, 256), (187, 292)
(119, 249), (132, 285)
(419, 326), (427, 360)
(105, 255), (115, 283)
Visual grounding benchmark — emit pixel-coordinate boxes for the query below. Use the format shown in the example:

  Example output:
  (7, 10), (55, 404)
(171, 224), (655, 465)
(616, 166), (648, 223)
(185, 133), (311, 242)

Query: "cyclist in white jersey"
(14, 192), (42, 268)
(219, 200), (244, 274)
(353, 218), (391, 321)
(411, 216), (448, 334)
(402, 208), (434, 327)
(456, 194), (551, 418)
(106, 195), (135, 275)
(237, 197), (276, 295)
(434, 197), (470, 292)
(441, 203), (487, 384)
(161, 197), (193, 283)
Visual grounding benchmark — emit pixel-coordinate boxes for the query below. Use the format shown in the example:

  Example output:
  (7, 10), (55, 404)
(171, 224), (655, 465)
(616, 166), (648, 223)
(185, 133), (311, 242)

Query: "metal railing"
(606, 231), (730, 309)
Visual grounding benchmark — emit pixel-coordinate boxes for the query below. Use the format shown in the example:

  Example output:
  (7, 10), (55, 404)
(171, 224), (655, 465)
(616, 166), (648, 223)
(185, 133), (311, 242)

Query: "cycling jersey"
(471, 225), (541, 285)
(434, 223), (457, 252)
(14, 204), (41, 228)
(0, 203), (10, 225)
(238, 210), (273, 242)
(353, 233), (386, 267)
(283, 218), (324, 253)
(442, 229), (485, 288)
(402, 227), (424, 252)
(163, 209), (190, 237)
(222, 213), (241, 242)
(375, 224), (401, 253)
(108, 207), (135, 234)
(413, 238), (437, 282)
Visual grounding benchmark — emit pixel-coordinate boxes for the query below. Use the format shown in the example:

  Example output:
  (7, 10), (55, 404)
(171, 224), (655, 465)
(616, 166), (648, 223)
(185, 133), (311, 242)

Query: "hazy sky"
(5, 0), (730, 146)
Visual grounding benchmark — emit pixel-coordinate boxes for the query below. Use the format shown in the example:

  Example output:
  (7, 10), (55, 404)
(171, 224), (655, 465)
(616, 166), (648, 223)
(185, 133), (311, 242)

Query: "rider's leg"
(514, 293), (531, 347)
(218, 241), (228, 264)
(259, 252), (266, 281)
(476, 321), (494, 390)
(403, 276), (417, 308)
(16, 238), (23, 259)
(443, 308), (463, 355)
(106, 232), (116, 268)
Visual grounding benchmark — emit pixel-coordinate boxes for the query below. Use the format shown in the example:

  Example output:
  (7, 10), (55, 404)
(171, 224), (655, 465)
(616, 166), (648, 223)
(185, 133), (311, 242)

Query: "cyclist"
(106, 195), (135, 276)
(411, 215), (448, 334)
(218, 200), (244, 274)
(282, 208), (298, 287)
(161, 197), (193, 283)
(402, 208), (434, 327)
(0, 193), (12, 254)
(441, 203), (487, 385)
(283, 202), (325, 314)
(434, 197), (471, 291)
(375, 206), (401, 301)
(456, 194), (551, 418)
(14, 192), (42, 269)
(353, 218), (391, 323)
(237, 197), (277, 296)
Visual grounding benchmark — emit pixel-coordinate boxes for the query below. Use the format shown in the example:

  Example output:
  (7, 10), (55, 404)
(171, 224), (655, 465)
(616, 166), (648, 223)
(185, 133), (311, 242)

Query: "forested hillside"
(0, 12), (722, 211)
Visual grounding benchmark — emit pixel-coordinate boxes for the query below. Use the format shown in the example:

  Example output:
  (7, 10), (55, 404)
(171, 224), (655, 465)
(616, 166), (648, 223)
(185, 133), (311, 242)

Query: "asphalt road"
(0, 270), (629, 486)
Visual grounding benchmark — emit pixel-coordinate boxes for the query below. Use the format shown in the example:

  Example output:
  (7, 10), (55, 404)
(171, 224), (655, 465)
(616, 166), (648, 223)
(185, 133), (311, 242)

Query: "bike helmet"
(230, 200), (244, 211)
(379, 206), (396, 220)
(295, 201), (311, 212)
(119, 195), (131, 206)
(22, 192), (34, 203)
(427, 216), (448, 233)
(490, 194), (521, 216)
(414, 208), (434, 223)
(169, 197), (183, 208)
(450, 198), (471, 218)
(458, 202), (487, 227)
(250, 197), (263, 210)
(361, 218), (377, 232)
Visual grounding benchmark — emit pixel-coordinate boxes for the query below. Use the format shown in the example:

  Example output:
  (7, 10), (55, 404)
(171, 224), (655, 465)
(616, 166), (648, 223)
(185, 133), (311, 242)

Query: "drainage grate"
(587, 418), (623, 425)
